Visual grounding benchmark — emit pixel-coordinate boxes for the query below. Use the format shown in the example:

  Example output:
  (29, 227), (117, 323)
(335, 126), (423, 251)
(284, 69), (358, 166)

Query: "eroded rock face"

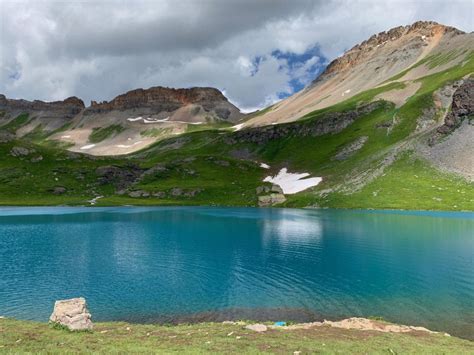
(312, 21), (463, 85)
(226, 102), (382, 145)
(49, 297), (93, 331)
(0, 95), (85, 119)
(0, 131), (15, 143)
(436, 79), (474, 136)
(333, 136), (368, 161)
(96, 165), (144, 191)
(84, 86), (242, 122)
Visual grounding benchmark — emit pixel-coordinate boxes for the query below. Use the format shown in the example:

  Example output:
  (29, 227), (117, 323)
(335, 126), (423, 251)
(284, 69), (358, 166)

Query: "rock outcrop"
(49, 297), (93, 331)
(245, 21), (471, 127)
(434, 79), (473, 137)
(271, 317), (444, 335)
(84, 86), (242, 122)
(226, 102), (382, 145)
(0, 95), (85, 119)
(314, 21), (463, 85)
(333, 136), (368, 160)
(256, 185), (286, 206)
(258, 193), (286, 207)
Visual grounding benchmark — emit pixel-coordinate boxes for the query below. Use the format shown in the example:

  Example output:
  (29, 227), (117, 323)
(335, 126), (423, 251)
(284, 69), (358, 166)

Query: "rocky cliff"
(246, 21), (472, 127)
(314, 21), (463, 84)
(435, 79), (473, 136)
(0, 95), (85, 119)
(84, 86), (242, 122)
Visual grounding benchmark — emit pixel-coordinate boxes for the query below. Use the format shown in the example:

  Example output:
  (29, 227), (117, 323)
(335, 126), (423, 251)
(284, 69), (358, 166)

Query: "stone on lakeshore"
(270, 185), (283, 194)
(245, 324), (268, 332)
(49, 297), (93, 331)
(258, 193), (286, 206)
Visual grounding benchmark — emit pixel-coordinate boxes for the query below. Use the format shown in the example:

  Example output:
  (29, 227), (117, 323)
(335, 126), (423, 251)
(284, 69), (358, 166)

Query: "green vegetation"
(185, 121), (233, 133)
(298, 82), (405, 122)
(288, 153), (474, 210)
(245, 104), (276, 119)
(0, 113), (30, 132)
(0, 54), (472, 210)
(88, 124), (125, 143)
(140, 127), (173, 137)
(384, 49), (472, 83)
(1, 318), (472, 354)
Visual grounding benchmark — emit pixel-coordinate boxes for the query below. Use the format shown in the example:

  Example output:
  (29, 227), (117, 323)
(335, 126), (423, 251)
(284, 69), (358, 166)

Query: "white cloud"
(0, 0), (472, 110)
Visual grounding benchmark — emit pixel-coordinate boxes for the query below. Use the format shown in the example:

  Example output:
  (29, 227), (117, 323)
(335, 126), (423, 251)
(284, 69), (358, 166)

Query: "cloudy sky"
(0, 0), (472, 111)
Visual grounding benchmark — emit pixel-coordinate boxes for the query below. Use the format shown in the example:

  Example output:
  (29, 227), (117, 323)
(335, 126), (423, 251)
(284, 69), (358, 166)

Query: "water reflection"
(0, 207), (472, 339)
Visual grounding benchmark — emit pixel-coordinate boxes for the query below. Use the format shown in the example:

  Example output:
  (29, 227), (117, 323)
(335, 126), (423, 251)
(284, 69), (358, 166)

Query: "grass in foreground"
(0, 318), (472, 354)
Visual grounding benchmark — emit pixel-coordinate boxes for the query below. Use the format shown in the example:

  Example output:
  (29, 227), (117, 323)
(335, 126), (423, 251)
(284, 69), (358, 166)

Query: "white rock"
(49, 297), (93, 331)
(245, 324), (268, 332)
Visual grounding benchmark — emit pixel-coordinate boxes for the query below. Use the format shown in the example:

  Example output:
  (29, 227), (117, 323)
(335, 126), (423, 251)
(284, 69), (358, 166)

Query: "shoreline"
(0, 204), (473, 214)
(1, 316), (472, 353)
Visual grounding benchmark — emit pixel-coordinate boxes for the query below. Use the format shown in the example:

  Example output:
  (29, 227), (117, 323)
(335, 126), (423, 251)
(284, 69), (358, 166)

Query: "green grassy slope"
(0, 54), (472, 210)
(1, 318), (472, 354)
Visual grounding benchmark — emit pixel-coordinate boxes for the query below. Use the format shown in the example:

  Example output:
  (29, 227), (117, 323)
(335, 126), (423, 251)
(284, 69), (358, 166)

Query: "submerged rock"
(49, 297), (93, 331)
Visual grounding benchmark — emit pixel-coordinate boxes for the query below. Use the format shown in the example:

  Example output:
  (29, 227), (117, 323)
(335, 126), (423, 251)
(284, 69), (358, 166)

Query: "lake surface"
(0, 207), (473, 339)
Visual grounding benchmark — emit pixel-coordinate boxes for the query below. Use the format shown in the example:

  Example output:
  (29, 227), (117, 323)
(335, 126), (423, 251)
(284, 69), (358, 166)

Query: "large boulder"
(49, 297), (93, 331)
(258, 193), (286, 207)
(245, 324), (268, 332)
(10, 146), (32, 157)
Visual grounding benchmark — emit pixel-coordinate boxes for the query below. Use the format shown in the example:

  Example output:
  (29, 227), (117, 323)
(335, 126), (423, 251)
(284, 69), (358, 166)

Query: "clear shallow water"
(0, 207), (473, 339)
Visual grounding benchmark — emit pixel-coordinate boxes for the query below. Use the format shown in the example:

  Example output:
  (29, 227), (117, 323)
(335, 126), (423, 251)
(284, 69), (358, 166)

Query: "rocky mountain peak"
(0, 95), (85, 113)
(313, 21), (464, 82)
(87, 86), (229, 112)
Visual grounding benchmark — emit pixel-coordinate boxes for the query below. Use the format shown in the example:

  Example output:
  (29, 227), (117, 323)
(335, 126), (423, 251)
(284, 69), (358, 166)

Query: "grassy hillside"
(1, 318), (472, 354)
(0, 55), (472, 210)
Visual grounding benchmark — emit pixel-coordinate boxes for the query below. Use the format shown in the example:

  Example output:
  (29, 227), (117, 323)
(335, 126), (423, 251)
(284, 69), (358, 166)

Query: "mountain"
(0, 21), (472, 211)
(245, 21), (472, 126)
(0, 86), (243, 155)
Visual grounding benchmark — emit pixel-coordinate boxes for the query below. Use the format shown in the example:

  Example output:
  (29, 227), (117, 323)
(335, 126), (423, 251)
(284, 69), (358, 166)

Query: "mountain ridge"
(245, 20), (473, 127)
(0, 20), (472, 210)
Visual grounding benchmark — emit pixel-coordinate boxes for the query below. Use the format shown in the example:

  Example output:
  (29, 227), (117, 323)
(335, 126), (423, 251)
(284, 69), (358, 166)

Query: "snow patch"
(80, 144), (96, 150)
(342, 89), (351, 97)
(128, 117), (170, 123)
(61, 135), (71, 138)
(143, 118), (158, 124)
(232, 123), (244, 131)
(260, 163), (270, 169)
(263, 168), (322, 194)
(127, 116), (143, 122)
(116, 141), (143, 148)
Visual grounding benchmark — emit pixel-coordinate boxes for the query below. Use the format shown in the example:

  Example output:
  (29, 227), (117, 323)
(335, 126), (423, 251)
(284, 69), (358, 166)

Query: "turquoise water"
(0, 207), (473, 339)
